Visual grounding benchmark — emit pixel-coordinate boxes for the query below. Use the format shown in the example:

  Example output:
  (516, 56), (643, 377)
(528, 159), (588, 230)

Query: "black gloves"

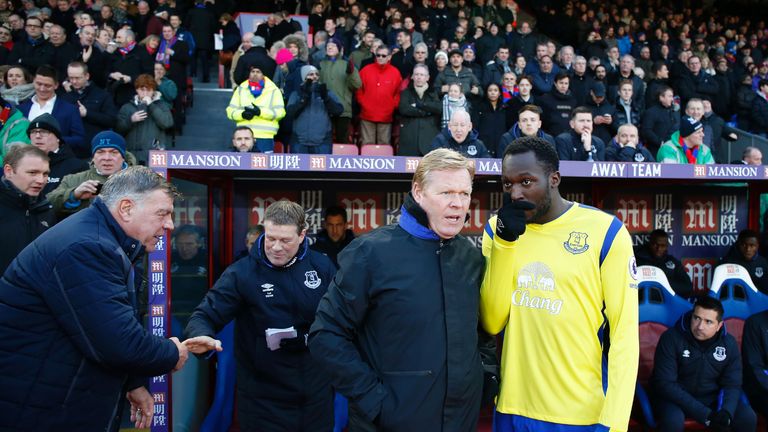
(301, 80), (313, 95)
(242, 104), (260, 120)
(706, 410), (731, 431)
(346, 60), (355, 75)
(495, 193), (535, 242)
(279, 332), (309, 352)
(317, 83), (328, 100)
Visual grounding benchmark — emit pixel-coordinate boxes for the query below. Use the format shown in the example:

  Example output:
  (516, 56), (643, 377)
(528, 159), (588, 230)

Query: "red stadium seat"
(360, 144), (394, 156)
(332, 143), (359, 155)
(273, 141), (285, 154)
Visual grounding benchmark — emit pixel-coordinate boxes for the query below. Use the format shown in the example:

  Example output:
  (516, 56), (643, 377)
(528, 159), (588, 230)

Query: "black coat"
(641, 103), (679, 155)
(570, 73), (593, 106)
(555, 130), (606, 161)
(59, 84), (118, 148)
(50, 42), (80, 83)
(309, 195), (487, 432)
(0, 200), (179, 431)
(44, 144), (88, 196)
(751, 94), (768, 134)
(185, 238), (336, 428)
(398, 84), (442, 156)
(311, 229), (355, 268)
(185, 5), (217, 51)
(0, 179), (55, 275)
(587, 99), (618, 144)
(720, 247), (768, 296)
(233, 46), (277, 85)
(735, 84), (756, 131)
(634, 247), (689, 297)
(677, 70), (719, 108)
(108, 46), (154, 106)
(475, 99), (508, 157)
(7, 36), (55, 73)
(498, 123), (556, 156)
(431, 128), (491, 158)
(538, 90), (577, 137)
(651, 311), (742, 423)
(742, 310), (768, 407)
(505, 94), (538, 126)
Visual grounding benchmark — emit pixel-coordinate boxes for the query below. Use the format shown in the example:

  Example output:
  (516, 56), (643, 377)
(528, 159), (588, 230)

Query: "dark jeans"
(655, 398), (757, 432)
(291, 143), (331, 154)
(191, 48), (212, 81)
(333, 116), (352, 143)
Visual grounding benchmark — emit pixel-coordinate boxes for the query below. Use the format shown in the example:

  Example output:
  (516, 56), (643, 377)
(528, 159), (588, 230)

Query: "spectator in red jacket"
(356, 45), (402, 145)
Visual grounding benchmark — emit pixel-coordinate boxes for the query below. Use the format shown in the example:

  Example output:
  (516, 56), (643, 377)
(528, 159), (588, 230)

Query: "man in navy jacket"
(184, 200), (337, 431)
(0, 166), (187, 431)
(18, 65), (86, 157)
(651, 296), (756, 431)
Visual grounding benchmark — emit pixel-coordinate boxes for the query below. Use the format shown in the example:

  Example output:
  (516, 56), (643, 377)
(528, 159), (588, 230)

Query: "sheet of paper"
(214, 33), (223, 50)
(265, 327), (297, 351)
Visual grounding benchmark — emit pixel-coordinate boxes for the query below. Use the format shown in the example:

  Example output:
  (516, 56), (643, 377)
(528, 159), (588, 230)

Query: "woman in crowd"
(476, 82), (507, 156)
(154, 62), (178, 106)
(0, 65), (33, 106)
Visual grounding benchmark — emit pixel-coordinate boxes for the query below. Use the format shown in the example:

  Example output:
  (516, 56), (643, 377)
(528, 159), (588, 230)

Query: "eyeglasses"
(30, 129), (52, 136)
(375, 54), (389, 58)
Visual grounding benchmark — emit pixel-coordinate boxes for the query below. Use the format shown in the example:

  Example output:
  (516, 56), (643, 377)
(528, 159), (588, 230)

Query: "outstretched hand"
(183, 335), (223, 354)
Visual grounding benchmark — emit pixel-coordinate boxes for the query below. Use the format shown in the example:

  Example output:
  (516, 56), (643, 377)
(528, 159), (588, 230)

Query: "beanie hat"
(301, 65), (319, 81)
(275, 48), (293, 65)
(680, 115), (703, 138)
(434, 51), (448, 63)
(461, 43), (475, 54)
(326, 38), (343, 52)
(27, 113), (62, 141)
(91, 130), (127, 158)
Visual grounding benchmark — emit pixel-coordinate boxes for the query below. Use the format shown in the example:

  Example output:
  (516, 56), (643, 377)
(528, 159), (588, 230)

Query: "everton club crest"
(564, 232), (589, 254)
(713, 346), (726, 362)
(304, 271), (321, 289)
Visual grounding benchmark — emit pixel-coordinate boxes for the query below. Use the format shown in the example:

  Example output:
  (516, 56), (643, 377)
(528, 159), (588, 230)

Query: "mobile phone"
(94, 183), (103, 195)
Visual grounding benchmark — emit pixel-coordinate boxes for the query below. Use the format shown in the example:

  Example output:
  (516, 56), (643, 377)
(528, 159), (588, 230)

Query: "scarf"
(413, 83), (428, 99)
(119, 41), (136, 57)
(679, 134), (698, 164)
(501, 85), (518, 103)
(157, 36), (177, 69)
(248, 79), (264, 98)
(442, 93), (467, 128)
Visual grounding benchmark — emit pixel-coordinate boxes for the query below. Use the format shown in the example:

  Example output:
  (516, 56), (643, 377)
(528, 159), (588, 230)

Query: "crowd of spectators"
(0, 0), (233, 167)
(224, 0), (768, 165)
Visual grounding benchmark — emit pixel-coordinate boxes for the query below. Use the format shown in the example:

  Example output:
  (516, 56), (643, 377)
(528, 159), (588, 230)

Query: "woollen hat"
(680, 115), (703, 138)
(27, 113), (62, 141)
(91, 130), (127, 158)
(301, 65), (319, 81)
(275, 48), (293, 65)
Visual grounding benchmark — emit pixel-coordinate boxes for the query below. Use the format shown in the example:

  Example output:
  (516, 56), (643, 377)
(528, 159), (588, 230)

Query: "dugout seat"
(709, 263), (768, 348)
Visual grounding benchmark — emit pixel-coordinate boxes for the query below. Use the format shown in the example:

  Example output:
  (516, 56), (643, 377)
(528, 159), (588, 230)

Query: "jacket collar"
(92, 198), (145, 263)
(398, 193), (439, 241)
(0, 177), (49, 209)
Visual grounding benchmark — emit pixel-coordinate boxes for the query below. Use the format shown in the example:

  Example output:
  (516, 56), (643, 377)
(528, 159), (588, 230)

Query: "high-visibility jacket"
(226, 77), (286, 139)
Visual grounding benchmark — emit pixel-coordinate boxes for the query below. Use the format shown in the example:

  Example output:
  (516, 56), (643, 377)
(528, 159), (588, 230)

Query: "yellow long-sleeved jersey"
(480, 203), (639, 431)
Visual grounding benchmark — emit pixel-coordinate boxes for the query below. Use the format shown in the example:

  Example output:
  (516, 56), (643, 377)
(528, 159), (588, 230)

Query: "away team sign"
(149, 151), (768, 179)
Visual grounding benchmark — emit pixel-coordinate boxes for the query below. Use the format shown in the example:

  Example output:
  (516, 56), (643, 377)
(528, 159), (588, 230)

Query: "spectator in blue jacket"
(286, 65), (343, 154)
(0, 166), (188, 431)
(555, 106), (605, 161)
(184, 200), (336, 431)
(19, 65), (86, 157)
(651, 296), (756, 432)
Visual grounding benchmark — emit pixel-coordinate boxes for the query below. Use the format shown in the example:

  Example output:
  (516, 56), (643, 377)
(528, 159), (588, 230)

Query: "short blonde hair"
(413, 148), (475, 188)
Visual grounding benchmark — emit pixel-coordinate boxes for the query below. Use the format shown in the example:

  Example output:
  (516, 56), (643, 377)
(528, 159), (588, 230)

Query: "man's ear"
(116, 198), (134, 222)
(550, 170), (561, 189)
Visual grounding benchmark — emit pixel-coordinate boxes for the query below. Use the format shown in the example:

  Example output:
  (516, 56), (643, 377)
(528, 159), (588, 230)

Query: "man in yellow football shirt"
(480, 136), (639, 431)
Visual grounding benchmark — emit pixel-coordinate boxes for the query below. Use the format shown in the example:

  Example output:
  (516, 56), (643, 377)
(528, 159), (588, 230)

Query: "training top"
(480, 203), (639, 431)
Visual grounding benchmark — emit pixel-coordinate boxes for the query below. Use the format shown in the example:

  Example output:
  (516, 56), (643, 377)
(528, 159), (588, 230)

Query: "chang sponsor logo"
(512, 262), (563, 315)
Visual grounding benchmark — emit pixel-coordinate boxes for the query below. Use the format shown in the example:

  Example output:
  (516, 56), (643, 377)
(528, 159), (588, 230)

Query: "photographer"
(285, 65), (343, 155)
(116, 74), (174, 165)
(47, 131), (135, 219)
